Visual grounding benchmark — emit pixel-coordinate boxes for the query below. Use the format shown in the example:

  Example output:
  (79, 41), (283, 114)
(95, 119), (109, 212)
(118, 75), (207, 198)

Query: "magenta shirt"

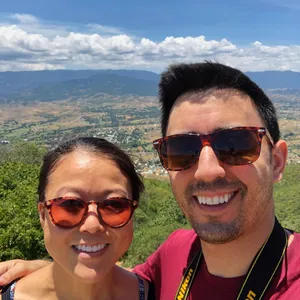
(134, 229), (300, 299)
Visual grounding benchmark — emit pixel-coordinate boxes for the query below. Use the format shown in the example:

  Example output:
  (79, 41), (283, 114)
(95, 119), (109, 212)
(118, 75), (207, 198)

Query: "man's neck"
(200, 213), (275, 278)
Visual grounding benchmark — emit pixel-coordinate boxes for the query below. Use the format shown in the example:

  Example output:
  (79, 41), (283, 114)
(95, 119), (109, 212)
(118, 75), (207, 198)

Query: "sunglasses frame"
(44, 196), (138, 229)
(153, 126), (274, 171)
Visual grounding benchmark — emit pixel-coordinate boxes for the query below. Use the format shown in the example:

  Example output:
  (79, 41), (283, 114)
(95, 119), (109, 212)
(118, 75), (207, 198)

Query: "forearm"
(0, 259), (51, 287)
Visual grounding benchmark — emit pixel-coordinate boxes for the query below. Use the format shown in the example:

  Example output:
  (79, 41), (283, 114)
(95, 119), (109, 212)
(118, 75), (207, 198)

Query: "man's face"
(166, 91), (283, 244)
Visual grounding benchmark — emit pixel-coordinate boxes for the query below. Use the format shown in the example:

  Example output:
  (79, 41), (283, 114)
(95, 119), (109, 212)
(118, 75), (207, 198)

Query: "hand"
(0, 259), (50, 288)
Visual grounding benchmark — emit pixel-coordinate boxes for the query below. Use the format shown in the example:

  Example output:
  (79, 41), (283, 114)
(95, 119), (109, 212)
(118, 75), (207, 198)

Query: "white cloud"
(0, 61), (63, 72)
(0, 13), (299, 72)
(85, 24), (123, 35)
(9, 13), (39, 24)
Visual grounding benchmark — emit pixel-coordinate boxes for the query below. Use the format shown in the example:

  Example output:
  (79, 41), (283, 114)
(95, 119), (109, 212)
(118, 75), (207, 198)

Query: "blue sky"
(0, 0), (299, 72)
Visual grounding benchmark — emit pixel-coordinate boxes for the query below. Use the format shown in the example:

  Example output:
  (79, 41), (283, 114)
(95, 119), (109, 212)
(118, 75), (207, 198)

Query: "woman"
(1, 137), (150, 300)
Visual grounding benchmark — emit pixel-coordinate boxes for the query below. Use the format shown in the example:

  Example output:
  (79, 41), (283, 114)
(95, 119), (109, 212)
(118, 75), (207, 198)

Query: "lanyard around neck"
(174, 218), (288, 300)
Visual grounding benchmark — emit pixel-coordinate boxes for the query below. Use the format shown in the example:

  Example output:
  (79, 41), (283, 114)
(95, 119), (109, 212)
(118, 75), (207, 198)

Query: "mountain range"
(0, 69), (299, 103)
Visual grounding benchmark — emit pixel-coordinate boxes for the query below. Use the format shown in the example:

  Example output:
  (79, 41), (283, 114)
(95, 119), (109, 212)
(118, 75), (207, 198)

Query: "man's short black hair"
(159, 61), (280, 143)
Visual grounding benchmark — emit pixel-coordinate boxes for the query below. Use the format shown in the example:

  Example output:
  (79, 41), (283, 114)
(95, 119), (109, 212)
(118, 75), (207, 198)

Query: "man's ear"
(38, 202), (46, 229)
(272, 140), (288, 183)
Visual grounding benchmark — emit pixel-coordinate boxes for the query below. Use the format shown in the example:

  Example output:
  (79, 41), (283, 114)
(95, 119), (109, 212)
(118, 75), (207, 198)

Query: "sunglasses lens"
(99, 198), (133, 228)
(155, 128), (263, 171)
(158, 135), (201, 170)
(214, 129), (260, 165)
(51, 198), (86, 228)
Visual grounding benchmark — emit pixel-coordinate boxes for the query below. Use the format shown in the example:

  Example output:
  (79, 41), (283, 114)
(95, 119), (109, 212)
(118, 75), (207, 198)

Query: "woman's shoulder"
(8, 263), (52, 299)
(114, 265), (150, 300)
(0, 281), (17, 300)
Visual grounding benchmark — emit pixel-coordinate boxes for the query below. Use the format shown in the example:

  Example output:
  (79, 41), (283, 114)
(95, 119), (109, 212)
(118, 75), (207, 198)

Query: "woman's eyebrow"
(54, 187), (129, 197)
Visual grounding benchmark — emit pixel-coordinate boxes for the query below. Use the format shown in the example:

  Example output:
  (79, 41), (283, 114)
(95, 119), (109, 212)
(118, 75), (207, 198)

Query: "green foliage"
(0, 142), (46, 165)
(122, 179), (189, 267)
(274, 164), (300, 231)
(0, 161), (47, 260)
(0, 142), (300, 268)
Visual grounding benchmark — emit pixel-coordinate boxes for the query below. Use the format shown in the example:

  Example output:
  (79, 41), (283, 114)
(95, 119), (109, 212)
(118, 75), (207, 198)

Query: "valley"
(1, 89), (299, 175)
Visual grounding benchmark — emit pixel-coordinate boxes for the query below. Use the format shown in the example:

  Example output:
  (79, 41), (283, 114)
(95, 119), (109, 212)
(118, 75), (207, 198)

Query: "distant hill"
(16, 73), (159, 101)
(0, 70), (100, 96)
(0, 68), (299, 103)
(0, 69), (159, 101)
(246, 71), (300, 89)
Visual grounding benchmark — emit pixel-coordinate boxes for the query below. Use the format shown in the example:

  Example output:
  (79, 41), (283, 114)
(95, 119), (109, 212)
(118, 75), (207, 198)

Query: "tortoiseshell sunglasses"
(153, 127), (273, 171)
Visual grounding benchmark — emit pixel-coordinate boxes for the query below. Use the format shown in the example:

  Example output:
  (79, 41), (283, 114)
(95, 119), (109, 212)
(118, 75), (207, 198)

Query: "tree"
(0, 161), (48, 260)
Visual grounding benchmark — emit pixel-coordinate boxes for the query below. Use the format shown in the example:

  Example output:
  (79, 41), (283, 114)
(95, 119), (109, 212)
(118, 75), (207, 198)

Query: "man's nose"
(193, 145), (226, 182)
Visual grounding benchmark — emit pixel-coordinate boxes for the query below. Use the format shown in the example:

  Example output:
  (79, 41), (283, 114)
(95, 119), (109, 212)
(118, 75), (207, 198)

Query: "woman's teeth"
(74, 244), (107, 253)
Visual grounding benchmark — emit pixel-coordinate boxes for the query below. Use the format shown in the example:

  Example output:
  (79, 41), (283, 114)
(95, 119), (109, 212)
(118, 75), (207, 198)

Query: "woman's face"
(38, 149), (134, 282)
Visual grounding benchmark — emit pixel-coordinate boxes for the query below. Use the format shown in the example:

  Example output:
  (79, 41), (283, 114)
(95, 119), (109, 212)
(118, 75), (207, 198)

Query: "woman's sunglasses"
(153, 127), (273, 171)
(44, 197), (138, 229)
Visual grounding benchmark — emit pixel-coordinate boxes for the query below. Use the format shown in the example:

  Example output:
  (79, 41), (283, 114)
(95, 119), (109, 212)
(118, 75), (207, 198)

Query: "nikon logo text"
(246, 290), (256, 300)
(176, 269), (194, 300)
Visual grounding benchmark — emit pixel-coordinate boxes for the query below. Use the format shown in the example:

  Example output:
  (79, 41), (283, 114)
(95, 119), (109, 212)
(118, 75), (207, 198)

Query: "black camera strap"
(175, 218), (288, 300)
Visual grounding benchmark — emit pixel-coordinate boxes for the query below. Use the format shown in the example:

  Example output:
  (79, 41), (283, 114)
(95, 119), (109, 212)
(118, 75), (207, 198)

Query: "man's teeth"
(197, 192), (234, 205)
(74, 244), (107, 253)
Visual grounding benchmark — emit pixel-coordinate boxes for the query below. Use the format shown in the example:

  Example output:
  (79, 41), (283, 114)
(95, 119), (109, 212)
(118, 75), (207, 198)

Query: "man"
(133, 62), (300, 299)
(1, 62), (299, 299)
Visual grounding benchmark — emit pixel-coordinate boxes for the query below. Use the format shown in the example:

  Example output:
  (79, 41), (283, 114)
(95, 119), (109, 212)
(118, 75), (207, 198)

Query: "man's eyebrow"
(213, 127), (227, 133)
(188, 127), (228, 135)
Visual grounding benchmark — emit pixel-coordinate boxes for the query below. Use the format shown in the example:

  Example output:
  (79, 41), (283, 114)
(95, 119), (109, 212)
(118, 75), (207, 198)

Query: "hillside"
(13, 73), (158, 102)
(0, 143), (299, 266)
(246, 71), (300, 89)
(0, 68), (300, 103)
(0, 67), (299, 173)
(0, 69), (159, 98)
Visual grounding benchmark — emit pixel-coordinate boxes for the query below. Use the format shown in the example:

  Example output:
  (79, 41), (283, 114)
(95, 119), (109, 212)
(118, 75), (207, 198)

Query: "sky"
(0, 0), (300, 72)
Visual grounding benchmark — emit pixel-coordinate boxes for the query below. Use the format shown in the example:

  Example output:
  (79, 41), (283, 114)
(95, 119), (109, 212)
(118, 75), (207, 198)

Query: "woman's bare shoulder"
(113, 265), (150, 300)
(12, 263), (53, 299)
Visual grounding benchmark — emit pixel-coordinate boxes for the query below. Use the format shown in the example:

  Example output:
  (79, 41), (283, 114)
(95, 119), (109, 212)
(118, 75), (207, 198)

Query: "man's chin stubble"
(192, 219), (241, 244)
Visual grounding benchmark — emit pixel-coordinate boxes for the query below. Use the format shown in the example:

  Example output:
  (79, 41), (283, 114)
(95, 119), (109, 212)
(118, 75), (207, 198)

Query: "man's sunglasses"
(44, 197), (138, 229)
(153, 127), (273, 171)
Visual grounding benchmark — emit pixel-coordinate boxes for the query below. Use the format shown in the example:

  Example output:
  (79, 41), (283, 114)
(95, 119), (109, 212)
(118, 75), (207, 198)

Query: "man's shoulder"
(164, 228), (197, 244)
(133, 228), (198, 282)
(288, 231), (300, 251)
(281, 231), (300, 284)
(286, 231), (300, 261)
(290, 231), (300, 240)
(157, 228), (199, 260)
(271, 232), (300, 300)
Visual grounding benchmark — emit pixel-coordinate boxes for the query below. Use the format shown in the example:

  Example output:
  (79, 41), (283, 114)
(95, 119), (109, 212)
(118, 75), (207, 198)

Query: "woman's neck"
(18, 263), (124, 300)
(50, 263), (122, 300)
(16, 262), (142, 300)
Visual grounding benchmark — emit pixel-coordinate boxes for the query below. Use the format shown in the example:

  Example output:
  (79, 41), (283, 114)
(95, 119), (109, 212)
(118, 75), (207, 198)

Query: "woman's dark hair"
(37, 137), (144, 202)
(159, 61), (280, 143)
